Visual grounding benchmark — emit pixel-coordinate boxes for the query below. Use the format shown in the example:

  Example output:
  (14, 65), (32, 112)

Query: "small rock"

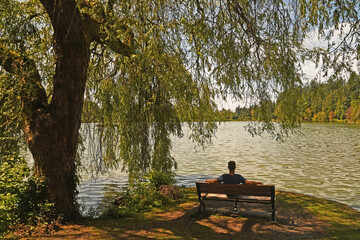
(158, 185), (183, 200)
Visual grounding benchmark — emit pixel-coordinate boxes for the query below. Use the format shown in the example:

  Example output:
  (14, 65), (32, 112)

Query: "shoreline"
(277, 189), (360, 213)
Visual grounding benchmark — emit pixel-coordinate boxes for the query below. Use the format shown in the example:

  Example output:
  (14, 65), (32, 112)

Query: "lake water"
(77, 122), (360, 213)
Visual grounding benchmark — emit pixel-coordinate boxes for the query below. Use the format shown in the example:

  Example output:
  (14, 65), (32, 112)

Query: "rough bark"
(0, 41), (84, 219)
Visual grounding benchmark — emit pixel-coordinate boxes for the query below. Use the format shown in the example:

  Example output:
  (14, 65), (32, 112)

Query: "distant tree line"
(221, 72), (360, 123)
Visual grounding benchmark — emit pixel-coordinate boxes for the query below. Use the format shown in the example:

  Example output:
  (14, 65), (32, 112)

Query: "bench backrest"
(196, 182), (275, 198)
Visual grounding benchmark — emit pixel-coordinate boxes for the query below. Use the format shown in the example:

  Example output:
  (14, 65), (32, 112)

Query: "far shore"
(221, 119), (360, 124)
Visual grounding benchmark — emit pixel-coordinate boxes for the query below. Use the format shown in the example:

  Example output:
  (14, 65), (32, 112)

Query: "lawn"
(5, 188), (360, 240)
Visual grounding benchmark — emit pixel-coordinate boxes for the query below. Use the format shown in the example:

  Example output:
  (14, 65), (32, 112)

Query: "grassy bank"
(4, 188), (360, 240)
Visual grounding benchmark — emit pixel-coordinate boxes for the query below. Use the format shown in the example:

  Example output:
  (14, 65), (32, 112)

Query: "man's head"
(228, 161), (236, 171)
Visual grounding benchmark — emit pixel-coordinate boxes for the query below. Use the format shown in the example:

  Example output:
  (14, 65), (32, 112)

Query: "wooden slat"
(203, 197), (272, 204)
(196, 182), (274, 197)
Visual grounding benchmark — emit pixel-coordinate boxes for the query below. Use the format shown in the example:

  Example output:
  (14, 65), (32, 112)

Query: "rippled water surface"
(77, 122), (360, 212)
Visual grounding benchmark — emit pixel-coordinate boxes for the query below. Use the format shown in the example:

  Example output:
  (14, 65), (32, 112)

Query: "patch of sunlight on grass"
(153, 228), (175, 234)
(277, 190), (360, 238)
(196, 219), (230, 234)
(124, 229), (181, 239)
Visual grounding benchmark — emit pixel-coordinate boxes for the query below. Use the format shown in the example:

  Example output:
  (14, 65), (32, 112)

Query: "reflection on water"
(77, 122), (360, 213)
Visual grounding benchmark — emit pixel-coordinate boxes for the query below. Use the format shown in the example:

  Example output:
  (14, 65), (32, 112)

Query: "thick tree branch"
(82, 13), (135, 57)
(0, 44), (48, 117)
(39, 0), (90, 117)
(78, 0), (134, 56)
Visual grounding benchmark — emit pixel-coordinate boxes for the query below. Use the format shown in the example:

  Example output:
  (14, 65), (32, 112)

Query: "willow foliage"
(84, 1), (219, 182)
(299, 0), (360, 79)
(2, 0), (342, 185)
(78, 0), (308, 182)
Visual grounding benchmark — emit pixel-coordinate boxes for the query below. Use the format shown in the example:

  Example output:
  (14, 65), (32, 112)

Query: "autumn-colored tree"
(328, 111), (335, 122)
(312, 111), (327, 122)
(304, 108), (313, 121)
(346, 107), (353, 122)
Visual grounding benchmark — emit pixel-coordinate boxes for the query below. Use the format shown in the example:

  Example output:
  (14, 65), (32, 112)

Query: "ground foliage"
(0, 153), (29, 234)
(0, 153), (60, 237)
(90, 170), (182, 219)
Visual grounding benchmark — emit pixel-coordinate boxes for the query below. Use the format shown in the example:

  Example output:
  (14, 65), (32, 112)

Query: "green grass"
(277, 191), (360, 239)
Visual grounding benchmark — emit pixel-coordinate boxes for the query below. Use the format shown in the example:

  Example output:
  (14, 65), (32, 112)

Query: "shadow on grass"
(53, 201), (326, 240)
(8, 190), (359, 240)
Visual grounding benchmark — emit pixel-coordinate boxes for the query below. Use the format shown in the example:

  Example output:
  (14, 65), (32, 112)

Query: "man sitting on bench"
(205, 161), (262, 186)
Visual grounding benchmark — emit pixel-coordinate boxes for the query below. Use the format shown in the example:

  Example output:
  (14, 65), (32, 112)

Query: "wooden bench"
(196, 182), (276, 221)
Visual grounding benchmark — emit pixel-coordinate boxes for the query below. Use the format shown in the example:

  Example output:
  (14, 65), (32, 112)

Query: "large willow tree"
(0, 0), (316, 219)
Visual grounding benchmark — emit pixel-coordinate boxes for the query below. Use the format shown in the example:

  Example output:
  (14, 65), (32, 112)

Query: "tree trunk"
(1, 0), (132, 219)
(25, 111), (82, 219)
(0, 40), (85, 219)
(23, 0), (90, 219)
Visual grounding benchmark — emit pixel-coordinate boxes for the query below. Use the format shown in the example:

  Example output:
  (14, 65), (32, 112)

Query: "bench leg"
(199, 202), (205, 213)
(234, 199), (238, 211)
(272, 203), (276, 222)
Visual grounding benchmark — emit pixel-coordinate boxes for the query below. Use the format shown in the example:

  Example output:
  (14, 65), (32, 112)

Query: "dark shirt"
(217, 174), (246, 184)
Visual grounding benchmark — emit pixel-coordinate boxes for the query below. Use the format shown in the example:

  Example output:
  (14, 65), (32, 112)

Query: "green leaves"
(0, 152), (30, 234)
(0, 73), (23, 155)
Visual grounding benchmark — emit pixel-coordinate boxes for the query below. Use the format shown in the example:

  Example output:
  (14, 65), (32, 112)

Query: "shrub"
(0, 152), (29, 234)
(15, 177), (58, 226)
(144, 171), (176, 189)
(99, 171), (183, 219)
(0, 152), (58, 236)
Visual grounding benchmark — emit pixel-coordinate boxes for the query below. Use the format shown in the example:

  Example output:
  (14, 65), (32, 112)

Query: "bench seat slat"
(201, 193), (271, 201)
(203, 197), (272, 204)
(198, 184), (274, 197)
(200, 189), (273, 196)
